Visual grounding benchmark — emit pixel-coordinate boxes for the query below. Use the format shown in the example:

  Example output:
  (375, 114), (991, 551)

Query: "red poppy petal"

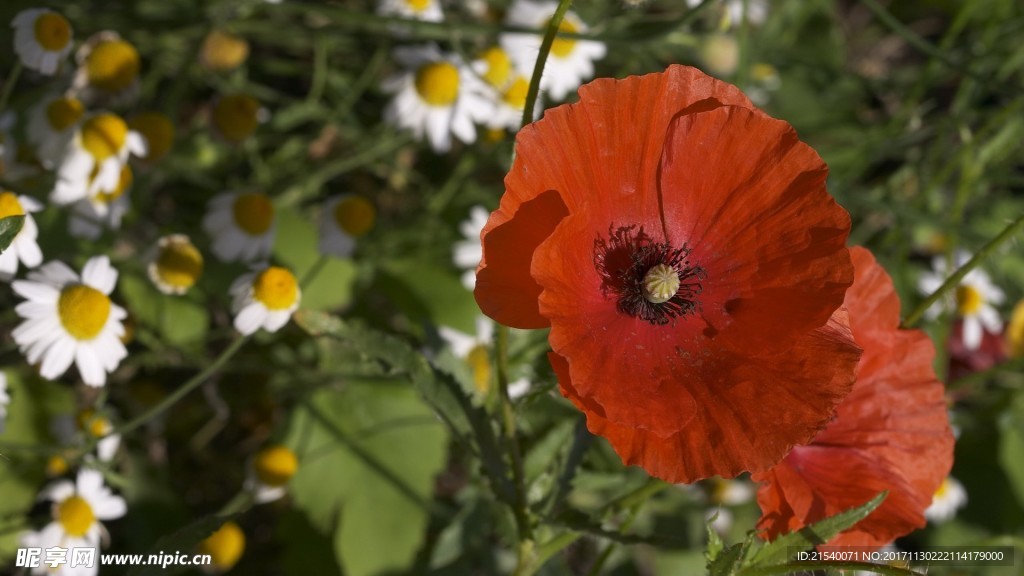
(477, 65), (754, 328)
(475, 189), (569, 328)
(754, 246), (954, 547)
(549, 310), (859, 482)
(658, 105), (853, 355)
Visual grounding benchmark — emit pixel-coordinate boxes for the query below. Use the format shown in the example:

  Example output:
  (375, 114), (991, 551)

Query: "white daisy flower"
(686, 0), (769, 28)
(22, 468), (126, 572)
(918, 250), (1005, 350)
(11, 8), (74, 75)
(0, 190), (44, 281)
(52, 112), (146, 206)
(453, 205), (488, 289)
(229, 265), (301, 335)
(0, 372), (9, 434)
(438, 316), (531, 398)
(71, 32), (141, 107)
(77, 409), (120, 462)
(12, 256), (128, 387)
(925, 476), (967, 523)
(245, 444), (298, 503)
(318, 195), (375, 258)
(501, 0), (606, 102)
(147, 234), (204, 295)
(382, 45), (493, 153)
(377, 0), (444, 23)
(67, 165), (133, 240)
(27, 94), (86, 169)
(202, 191), (277, 263)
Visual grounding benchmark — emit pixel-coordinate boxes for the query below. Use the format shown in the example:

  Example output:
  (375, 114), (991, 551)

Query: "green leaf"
(708, 540), (750, 576)
(378, 259), (480, 333)
(127, 514), (238, 576)
(747, 491), (888, 567)
(0, 215), (25, 253)
(272, 207), (356, 311)
(286, 382), (447, 576)
(705, 512), (725, 563)
(998, 390), (1024, 508)
(119, 273), (209, 347)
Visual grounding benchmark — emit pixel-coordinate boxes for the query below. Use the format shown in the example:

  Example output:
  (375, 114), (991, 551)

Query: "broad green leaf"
(998, 390), (1024, 508)
(378, 259), (479, 333)
(747, 491), (887, 567)
(286, 381), (447, 576)
(272, 207), (356, 311)
(0, 215), (25, 253)
(119, 273), (209, 347)
(127, 514), (238, 576)
(708, 541), (749, 576)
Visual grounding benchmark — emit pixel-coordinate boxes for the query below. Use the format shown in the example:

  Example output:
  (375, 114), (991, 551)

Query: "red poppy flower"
(475, 65), (861, 482)
(753, 247), (955, 547)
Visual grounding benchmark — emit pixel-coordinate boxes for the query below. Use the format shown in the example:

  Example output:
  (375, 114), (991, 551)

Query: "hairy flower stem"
(902, 212), (1024, 327)
(520, 0), (574, 129)
(0, 61), (22, 118)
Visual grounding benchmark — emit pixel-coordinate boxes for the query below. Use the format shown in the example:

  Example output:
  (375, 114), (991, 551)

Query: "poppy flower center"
(0, 192), (25, 219)
(232, 192), (274, 235)
(81, 113), (128, 162)
(594, 225), (705, 325)
(57, 495), (95, 538)
(33, 12), (72, 51)
(86, 40), (141, 92)
(214, 94), (261, 143)
(254, 445), (298, 487)
(955, 285), (982, 316)
(333, 196), (375, 236)
(479, 47), (512, 88)
(155, 237), (204, 290)
(58, 284), (112, 340)
(415, 62), (460, 107)
(46, 97), (84, 132)
(251, 267), (298, 310)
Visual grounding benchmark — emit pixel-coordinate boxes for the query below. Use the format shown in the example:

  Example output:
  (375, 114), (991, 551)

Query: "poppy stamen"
(594, 225), (705, 325)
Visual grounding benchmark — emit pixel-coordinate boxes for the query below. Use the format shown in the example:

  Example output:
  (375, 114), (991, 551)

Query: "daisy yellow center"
(934, 478), (950, 498)
(404, 0), (431, 12)
(232, 192), (274, 235)
(0, 192), (25, 218)
(200, 522), (245, 570)
(956, 285), (983, 316)
(333, 196), (375, 237)
(129, 112), (175, 161)
(550, 18), (579, 58)
(709, 479), (729, 505)
(414, 62), (460, 107)
(77, 409), (111, 438)
(46, 98), (85, 132)
(58, 284), (112, 340)
(213, 94), (261, 143)
(252, 267), (298, 310)
(81, 113), (129, 162)
(200, 29), (250, 72)
(502, 77), (529, 109)
(95, 166), (132, 203)
(480, 47), (512, 88)
(46, 455), (69, 477)
(643, 264), (680, 304)
(86, 40), (141, 92)
(466, 345), (491, 394)
(57, 495), (95, 538)
(254, 445), (298, 487)
(155, 238), (203, 290)
(33, 12), (72, 52)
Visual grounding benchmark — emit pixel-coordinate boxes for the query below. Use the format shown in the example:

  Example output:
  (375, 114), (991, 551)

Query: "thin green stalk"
(902, 212), (1024, 327)
(736, 0), (751, 88)
(300, 253), (330, 288)
(107, 336), (249, 438)
(738, 560), (923, 576)
(0, 61), (23, 117)
(521, 0), (574, 129)
(307, 36), (328, 103)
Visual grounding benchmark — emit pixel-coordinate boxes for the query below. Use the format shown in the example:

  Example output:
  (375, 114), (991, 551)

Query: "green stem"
(300, 253), (330, 288)
(107, 336), (249, 438)
(738, 560), (923, 576)
(0, 61), (23, 117)
(521, 0), (574, 129)
(307, 36), (328, 104)
(902, 212), (1024, 327)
